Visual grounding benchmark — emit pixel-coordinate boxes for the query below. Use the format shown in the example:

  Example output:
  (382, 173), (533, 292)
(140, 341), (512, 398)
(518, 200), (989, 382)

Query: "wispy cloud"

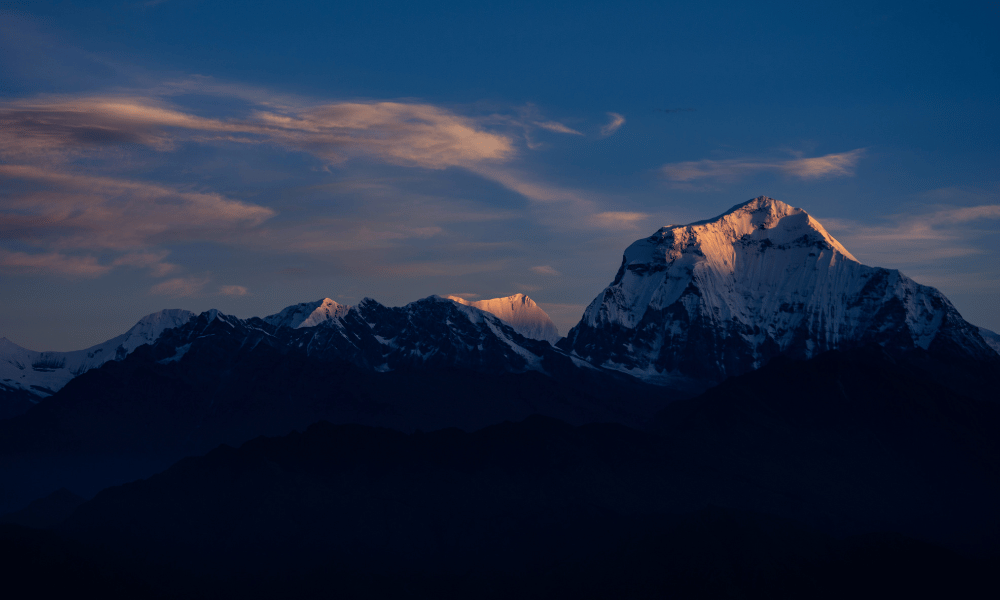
(591, 211), (649, 229)
(0, 164), (274, 250)
(0, 81), (649, 287)
(150, 276), (210, 297)
(661, 149), (865, 182)
(0, 96), (515, 170)
(218, 285), (249, 296)
(822, 201), (1000, 269)
(111, 250), (178, 277)
(532, 121), (583, 135)
(530, 265), (560, 276)
(0, 249), (111, 277)
(600, 112), (625, 136)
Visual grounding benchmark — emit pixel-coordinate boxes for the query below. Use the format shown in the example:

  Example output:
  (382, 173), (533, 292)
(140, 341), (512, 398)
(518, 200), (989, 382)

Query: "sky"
(1, 0), (998, 350)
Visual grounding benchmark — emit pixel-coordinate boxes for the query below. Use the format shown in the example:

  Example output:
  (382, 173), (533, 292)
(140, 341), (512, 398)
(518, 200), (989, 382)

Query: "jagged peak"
(446, 293), (535, 307)
(687, 195), (792, 226)
(638, 196), (857, 264)
(444, 294), (560, 343)
(263, 298), (351, 329)
(126, 309), (196, 331)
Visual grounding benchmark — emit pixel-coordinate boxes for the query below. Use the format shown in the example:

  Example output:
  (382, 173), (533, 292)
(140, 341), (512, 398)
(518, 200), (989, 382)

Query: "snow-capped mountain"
(559, 196), (997, 382)
(155, 295), (560, 375)
(445, 294), (561, 344)
(262, 298), (351, 329)
(0, 309), (195, 402)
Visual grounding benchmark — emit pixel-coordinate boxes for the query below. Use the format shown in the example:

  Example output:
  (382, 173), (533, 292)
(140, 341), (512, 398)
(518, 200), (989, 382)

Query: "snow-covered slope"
(560, 196), (997, 382)
(445, 294), (560, 343)
(154, 296), (559, 375)
(979, 327), (1000, 356)
(0, 309), (195, 402)
(263, 298), (351, 329)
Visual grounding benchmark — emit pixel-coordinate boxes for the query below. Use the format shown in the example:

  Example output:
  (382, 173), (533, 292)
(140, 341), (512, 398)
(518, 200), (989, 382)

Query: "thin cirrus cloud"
(0, 249), (111, 278)
(0, 164), (275, 250)
(530, 265), (560, 276)
(149, 276), (210, 297)
(218, 285), (249, 297)
(591, 211), (649, 229)
(661, 149), (866, 182)
(151, 280), (247, 298)
(111, 251), (179, 277)
(532, 121), (583, 135)
(0, 84), (641, 285)
(600, 112), (625, 136)
(0, 96), (515, 169)
(822, 202), (1000, 268)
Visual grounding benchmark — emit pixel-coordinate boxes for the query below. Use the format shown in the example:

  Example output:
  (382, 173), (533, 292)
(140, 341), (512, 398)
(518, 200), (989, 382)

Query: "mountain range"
(4, 197), (995, 413)
(1, 196), (998, 598)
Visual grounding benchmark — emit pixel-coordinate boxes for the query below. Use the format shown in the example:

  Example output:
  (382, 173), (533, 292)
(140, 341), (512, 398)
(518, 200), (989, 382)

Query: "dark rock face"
(152, 296), (557, 376)
(0, 298), (679, 514)
(560, 197), (998, 383)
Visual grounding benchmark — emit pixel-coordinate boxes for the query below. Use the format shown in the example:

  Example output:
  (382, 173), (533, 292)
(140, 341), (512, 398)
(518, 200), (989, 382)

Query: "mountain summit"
(559, 196), (995, 382)
(263, 298), (351, 329)
(445, 294), (560, 343)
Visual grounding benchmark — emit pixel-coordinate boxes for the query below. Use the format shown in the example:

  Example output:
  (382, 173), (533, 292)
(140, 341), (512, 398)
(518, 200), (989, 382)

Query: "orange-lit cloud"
(0, 249), (111, 278)
(111, 251), (178, 277)
(822, 202), (1000, 268)
(600, 112), (625, 136)
(591, 211), (649, 229)
(0, 96), (515, 170)
(150, 276), (210, 297)
(0, 86), (649, 287)
(660, 149), (865, 182)
(0, 165), (274, 251)
(218, 285), (249, 296)
(530, 265), (560, 276)
(533, 120), (583, 135)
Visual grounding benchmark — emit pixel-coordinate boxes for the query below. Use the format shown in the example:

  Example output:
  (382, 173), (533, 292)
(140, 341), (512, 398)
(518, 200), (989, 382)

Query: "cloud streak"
(822, 202), (1000, 268)
(661, 149), (865, 182)
(530, 265), (560, 276)
(0, 249), (111, 278)
(532, 120), (583, 135)
(600, 112), (625, 136)
(218, 285), (249, 296)
(0, 164), (274, 250)
(0, 96), (516, 170)
(150, 276), (210, 297)
(0, 83), (653, 286)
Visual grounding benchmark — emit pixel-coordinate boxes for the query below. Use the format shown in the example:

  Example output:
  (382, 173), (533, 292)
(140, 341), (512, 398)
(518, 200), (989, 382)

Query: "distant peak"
(656, 196), (857, 263)
(445, 294), (559, 343)
(447, 293), (534, 307)
(263, 298), (351, 329)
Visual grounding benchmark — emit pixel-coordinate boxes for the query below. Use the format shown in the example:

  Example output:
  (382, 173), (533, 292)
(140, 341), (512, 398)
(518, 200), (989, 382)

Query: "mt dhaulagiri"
(0, 309), (194, 417)
(560, 196), (999, 383)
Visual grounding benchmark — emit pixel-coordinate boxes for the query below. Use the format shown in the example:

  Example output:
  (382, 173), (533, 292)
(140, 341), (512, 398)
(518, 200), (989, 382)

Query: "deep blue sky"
(1, 0), (998, 349)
